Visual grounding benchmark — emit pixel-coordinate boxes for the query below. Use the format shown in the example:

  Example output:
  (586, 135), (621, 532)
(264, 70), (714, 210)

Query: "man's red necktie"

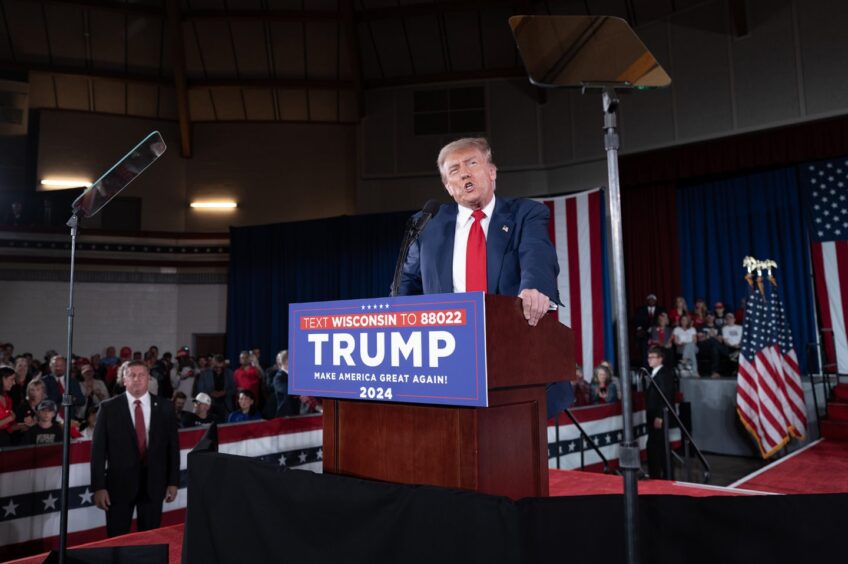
(466, 209), (487, 292)
(134, 400), (147, 459)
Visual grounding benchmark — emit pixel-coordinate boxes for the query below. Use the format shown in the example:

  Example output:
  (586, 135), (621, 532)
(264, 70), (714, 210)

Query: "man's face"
(123, 365), (150, 398)
(725, 313), (736, 326)
(212, 358), (224, 373)
(194, 401), (210, 417)
(647, 353), (663, 369)
(239, 352), (250, 367)
(174, 397), (186, 412)
(646, 297), (657, 307)
(442, 147), (497, 210)
(38, 409), (55, 424)
(51, 358), (66, 377)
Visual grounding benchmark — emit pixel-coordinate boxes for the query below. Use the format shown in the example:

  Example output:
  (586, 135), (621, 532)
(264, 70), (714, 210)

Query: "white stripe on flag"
(822, 241), (848, 373)
(577, 193), (595, 377)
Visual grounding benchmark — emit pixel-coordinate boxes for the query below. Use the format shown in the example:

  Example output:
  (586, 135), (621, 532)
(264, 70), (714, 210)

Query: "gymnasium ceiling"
(0, 0), (725, 155)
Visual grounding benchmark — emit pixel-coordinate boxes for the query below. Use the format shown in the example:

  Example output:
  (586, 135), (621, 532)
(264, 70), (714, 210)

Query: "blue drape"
(677, 167), (816, 371)
(226, 212), (410, 364)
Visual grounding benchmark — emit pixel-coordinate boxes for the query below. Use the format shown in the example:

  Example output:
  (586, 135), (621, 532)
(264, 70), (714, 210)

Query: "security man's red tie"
(466, 210), (487, 292)
(134, 400), (147, 460)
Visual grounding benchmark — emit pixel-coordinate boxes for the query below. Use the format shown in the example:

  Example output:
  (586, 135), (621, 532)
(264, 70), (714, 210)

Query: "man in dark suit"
(633, 294), (666, 367)
(645, 347), (675, 479)
(398, 137), (559, 326)
(91, 360), (180, 537)
(41, 355), (85, 415)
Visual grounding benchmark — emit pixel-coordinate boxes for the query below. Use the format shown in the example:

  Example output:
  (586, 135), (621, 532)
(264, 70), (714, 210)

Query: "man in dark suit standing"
(645, 347), (675, 479)
(633, 293), (666, 367)
(398, 137), (559, 326)
(91, 360), (180, 537)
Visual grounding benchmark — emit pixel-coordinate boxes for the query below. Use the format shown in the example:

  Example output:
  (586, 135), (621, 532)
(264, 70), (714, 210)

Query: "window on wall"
(413, 86), (486, 135)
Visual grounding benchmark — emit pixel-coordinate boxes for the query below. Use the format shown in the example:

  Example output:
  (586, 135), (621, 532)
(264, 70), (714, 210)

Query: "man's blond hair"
(436, 138), (495, 182)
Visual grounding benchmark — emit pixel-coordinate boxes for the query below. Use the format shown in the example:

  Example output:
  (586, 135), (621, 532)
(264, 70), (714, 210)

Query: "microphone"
(390, 200), (442, 297)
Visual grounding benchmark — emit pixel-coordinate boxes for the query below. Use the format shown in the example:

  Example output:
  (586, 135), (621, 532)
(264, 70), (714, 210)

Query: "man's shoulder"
(99, 393), (126, 410)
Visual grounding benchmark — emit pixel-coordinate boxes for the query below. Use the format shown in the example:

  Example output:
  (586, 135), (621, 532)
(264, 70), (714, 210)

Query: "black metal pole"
(600, 86), (640, 564)
(58, 212), (79, 564)
(662, 407), (673, 480)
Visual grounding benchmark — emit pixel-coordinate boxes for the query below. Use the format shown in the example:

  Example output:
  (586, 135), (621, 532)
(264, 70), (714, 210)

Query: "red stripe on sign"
(811, 242), (837, 369)
(835, 241), (848, 368)
(565, 197), (583, 367)
(588, 190), (604, 364)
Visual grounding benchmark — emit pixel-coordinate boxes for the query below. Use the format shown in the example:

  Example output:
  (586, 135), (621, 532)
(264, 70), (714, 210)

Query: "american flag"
(737, 277), (807, 458)
(535, 189), (612, 379)
(804, 159), (848, 374)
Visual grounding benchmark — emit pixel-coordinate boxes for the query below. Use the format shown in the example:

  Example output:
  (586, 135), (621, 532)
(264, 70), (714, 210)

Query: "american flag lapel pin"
(502, 225), (509, 233)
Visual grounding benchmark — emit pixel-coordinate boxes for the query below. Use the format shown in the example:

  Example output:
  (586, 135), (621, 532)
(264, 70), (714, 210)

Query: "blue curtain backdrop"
(676, 166), (816, 371)
(226, 211), (410, 364)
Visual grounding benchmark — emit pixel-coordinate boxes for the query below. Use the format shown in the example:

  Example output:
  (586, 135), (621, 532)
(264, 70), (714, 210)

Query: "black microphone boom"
(390, 200), (441, 297)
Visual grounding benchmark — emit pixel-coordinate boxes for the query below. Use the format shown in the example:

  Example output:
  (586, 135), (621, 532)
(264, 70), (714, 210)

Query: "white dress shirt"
(451, 196), (497, 292)
(125, 391), (151, 444)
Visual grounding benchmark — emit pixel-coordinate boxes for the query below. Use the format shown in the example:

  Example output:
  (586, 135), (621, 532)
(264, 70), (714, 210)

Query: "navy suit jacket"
(397, 197), (560, 303)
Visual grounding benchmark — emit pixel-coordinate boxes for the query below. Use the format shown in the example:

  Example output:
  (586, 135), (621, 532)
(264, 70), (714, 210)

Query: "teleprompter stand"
(509, 15), (672, 564)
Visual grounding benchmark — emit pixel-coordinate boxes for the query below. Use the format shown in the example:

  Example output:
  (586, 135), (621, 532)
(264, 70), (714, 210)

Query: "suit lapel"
(434, 206), (457, 293)
(487, 198), (515, 293)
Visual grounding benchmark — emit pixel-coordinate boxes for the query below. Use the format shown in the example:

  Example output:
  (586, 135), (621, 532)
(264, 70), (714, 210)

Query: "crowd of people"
(633, 294), (744, 378)
(0, 342), (317, 448)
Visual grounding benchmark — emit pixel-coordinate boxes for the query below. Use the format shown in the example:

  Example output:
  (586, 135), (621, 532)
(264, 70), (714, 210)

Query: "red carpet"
(730, 438), (848, 494)
(548, 468), (757, 497)
(6, 524), (184, 564)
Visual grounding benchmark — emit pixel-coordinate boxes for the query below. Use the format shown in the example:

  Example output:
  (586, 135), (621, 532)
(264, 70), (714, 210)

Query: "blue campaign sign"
(288, 293), (488, 407)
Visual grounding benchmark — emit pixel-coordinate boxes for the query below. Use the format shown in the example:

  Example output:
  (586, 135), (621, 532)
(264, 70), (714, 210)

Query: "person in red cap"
(713, 302), (727, 330)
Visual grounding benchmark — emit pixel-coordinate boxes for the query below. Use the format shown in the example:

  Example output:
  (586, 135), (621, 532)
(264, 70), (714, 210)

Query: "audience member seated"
(14, 378), (46, 441)
(182, 393), (219, 427)
(172, 391), (188, 428)
(0, 366), (16, 447)
(196, 354), (235, 420)
(175, 367), (197, 412)
(79, 405), (99, 440)
(590, 364), (619, 404)
(24, 400), (62, 445)
(227, 390), (262, 423)
(713, 302), (727, 330)
(722, 313), (743, 364)
(79, 362), (110, 419)
(690, 298), (708, 329)
(146, 347), (171, 399)
(669, 296), (688, 326)
(11, 357), (30, 406)
(271, 350), (300, 418)
(42, 355), (85, 416)
(572, 365), (592, 407)
(234, 350), (262, 404)
(697, 313), (725, 378)
(672, 314), (698, 377)
(648, 312), (674, 368)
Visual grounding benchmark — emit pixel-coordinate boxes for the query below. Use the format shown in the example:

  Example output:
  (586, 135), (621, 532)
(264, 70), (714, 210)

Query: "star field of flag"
(805, 159), (848, 242)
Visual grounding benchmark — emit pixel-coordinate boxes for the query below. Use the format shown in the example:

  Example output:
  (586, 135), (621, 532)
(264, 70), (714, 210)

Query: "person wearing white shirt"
(672, 314), (699, 376)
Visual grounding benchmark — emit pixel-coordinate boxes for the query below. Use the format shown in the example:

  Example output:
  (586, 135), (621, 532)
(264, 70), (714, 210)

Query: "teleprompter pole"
(601, 86), (641, 564)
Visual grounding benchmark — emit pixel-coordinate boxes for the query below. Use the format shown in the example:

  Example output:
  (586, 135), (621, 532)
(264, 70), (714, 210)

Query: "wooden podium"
(323, 294), (574, 499)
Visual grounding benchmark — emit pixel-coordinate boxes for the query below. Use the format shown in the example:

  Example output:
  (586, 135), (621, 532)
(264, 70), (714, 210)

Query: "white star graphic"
(568, 442), (576, 452)
(605, 434), (612, 444)
(317, 448), (323, 460)
(298, 451), (308, 463)
(79, 488), (94, 505)
(385, 303), (390, 309)
(3, 498), (19, 517)
(360, 305), (365, 310)
(43, 493), (58, 510)
(278, 454), (287, 466)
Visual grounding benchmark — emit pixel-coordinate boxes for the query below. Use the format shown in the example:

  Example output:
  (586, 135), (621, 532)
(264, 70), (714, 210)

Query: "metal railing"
(552, 408), (610, 473)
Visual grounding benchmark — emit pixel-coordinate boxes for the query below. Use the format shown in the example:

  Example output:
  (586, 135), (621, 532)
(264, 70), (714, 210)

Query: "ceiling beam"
(184, 9), (340, 23)
(2, 61), (171, 85)
(40, 0), (163, 18)
(192, 78), (354, 90)
(355, 1), (542, 23)
(166, 0), (191, 158)
(364, 67), (527, 89)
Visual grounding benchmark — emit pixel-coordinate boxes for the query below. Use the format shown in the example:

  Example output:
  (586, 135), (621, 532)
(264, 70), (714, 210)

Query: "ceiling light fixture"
(190, 201), (238, 209)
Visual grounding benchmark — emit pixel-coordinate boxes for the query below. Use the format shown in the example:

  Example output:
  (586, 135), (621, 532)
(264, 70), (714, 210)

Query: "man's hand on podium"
(518, 288), (550, 327)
